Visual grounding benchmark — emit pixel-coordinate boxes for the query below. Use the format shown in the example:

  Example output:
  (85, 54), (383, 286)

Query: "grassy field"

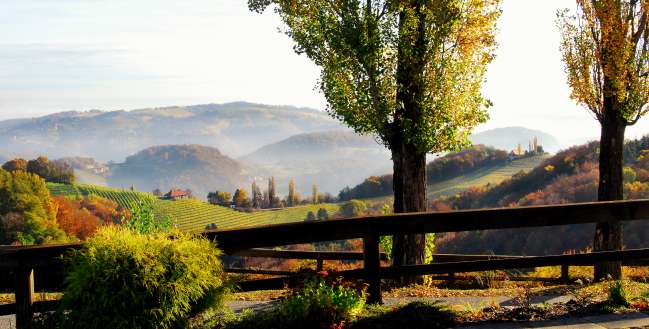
(363, 155), (550, 206)
(426, 154), (551, 199)
(47, 183), (341, 232)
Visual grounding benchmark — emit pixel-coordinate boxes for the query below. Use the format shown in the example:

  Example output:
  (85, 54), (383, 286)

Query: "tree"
(558, 0), (649, 280)
(252, 182), (262, 208)
(12, 156), (76, 184)
(263, 190), (270, 209)
(268, 177), (276, 208)
(287, 178), (296, 207)
(320, 192), (336, 203)
(26, 156), (51, 178)
(207, 191), (232, 206)
(2, 158), (27, 172)
(248, 0), (501, 275)
(317, 208), (329, 221)
(233, 188), (251, 208)
(339, 199), (368, 218)
(53, 196), (102, 240)
(0, 168), (68, 245)
(306, 211), (317, 222)
(311, 184), (319, 204)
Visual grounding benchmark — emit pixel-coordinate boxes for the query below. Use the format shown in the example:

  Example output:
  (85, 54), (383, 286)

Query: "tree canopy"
(558, 0), (649, 125)
(249, 0), (500, 153)
(0, 168), (68, 245)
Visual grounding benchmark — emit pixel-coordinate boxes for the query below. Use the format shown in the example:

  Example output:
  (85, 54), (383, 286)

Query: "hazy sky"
(2, 0), (649, 144)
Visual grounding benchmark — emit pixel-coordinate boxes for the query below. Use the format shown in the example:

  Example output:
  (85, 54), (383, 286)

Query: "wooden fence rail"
(2, 199), (649, 328)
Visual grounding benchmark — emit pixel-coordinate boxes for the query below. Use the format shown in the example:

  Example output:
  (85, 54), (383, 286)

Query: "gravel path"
(2, 295), (648, 329)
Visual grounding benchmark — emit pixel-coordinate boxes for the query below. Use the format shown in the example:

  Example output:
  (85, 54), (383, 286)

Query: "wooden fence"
(3, 199), (649, 328)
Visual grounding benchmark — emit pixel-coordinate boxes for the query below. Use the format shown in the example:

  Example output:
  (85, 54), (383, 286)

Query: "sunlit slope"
(47, 183), (341, 232)
(48, 183), (155, 208)
(427, 155), (551, 199)
(158, 200), (341, 232)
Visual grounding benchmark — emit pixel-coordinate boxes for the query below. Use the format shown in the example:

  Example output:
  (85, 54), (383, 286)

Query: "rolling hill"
(0, 102), (343, 161)
(108, 144), (249, 199)
(47, 183), (341, 232)
(242, 130), (391, 195)
(360, 155), (549, 205)
(435, 137), (649, 255)
(426, 154), (551, 199)
(342, 144), (549, 202)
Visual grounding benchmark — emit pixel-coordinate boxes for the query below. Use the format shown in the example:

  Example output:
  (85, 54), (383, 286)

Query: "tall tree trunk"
(391, 134), (405, 267)
(391, 3), (428, 284)
(594, 106), (626, 280)
(401, 142), (427, 284)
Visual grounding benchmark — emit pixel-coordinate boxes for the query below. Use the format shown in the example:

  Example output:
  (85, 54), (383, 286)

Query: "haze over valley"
(0, 102), (563, 197)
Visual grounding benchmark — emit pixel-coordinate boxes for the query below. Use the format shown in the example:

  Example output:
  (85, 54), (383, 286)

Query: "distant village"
(509, 136), (544, 160)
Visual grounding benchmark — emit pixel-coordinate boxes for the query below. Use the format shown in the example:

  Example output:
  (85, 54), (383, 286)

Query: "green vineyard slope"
(47, 183), (341, 232)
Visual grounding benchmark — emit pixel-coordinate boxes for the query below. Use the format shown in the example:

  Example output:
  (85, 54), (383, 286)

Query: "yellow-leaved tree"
(248, 0), (501, 287)
(558, 0), (649, 280)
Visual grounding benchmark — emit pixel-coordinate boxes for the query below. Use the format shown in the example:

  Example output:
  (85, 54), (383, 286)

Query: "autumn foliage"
(434, 137), (649, 255)
(53, 196), (127, 240)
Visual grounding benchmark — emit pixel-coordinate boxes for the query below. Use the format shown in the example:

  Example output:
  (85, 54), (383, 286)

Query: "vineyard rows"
(47, 183), (341, 232)
(48, 183), (154, 209)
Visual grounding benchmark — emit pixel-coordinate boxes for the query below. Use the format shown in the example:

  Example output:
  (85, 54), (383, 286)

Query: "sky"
(1, 0), (649, 145)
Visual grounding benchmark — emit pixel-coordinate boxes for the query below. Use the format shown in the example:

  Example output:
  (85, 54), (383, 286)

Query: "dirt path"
(2, 295), (648, 329)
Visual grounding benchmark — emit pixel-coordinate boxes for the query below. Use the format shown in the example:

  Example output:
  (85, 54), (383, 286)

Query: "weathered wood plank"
(363, 234), (382, 304)
(378, 248), (649, 278)
(14, 267), (34, 329)
(207, 200), (649, 253)
(233, 248), (389, 261)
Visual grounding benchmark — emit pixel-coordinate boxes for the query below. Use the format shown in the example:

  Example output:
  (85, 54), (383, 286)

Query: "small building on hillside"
(163, 188), (192, 201)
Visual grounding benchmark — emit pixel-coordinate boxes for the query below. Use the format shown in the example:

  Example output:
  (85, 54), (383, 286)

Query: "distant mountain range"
(0, 102), (563, 195)
(0, 102), (342, 162)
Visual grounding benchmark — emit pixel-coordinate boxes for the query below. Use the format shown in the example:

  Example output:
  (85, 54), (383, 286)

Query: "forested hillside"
(339, 145), (536, 200)
(108, 144), (249, 198)
(436, 136), (649, 255)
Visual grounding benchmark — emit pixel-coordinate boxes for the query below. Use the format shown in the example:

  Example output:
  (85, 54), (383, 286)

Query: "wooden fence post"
(363, 233), (382, 304)
(15, 267), (34, 329)
(448, 272), (456, 286)
(561, 265), (570, 283)
(316, 258), (324, 272)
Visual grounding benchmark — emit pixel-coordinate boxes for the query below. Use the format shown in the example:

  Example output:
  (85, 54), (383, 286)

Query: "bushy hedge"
(59, 226), (226, 329)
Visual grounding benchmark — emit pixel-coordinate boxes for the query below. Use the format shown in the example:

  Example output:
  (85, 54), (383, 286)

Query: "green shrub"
(339, 200), (368, 218)
(229, 276), (365, 329)
(316, 208), (329, 220)
(608, 281), (630, 307)
(279, 277), (365, 324)
(59, 226), (226, 329)
(121, 200), (172, 234)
